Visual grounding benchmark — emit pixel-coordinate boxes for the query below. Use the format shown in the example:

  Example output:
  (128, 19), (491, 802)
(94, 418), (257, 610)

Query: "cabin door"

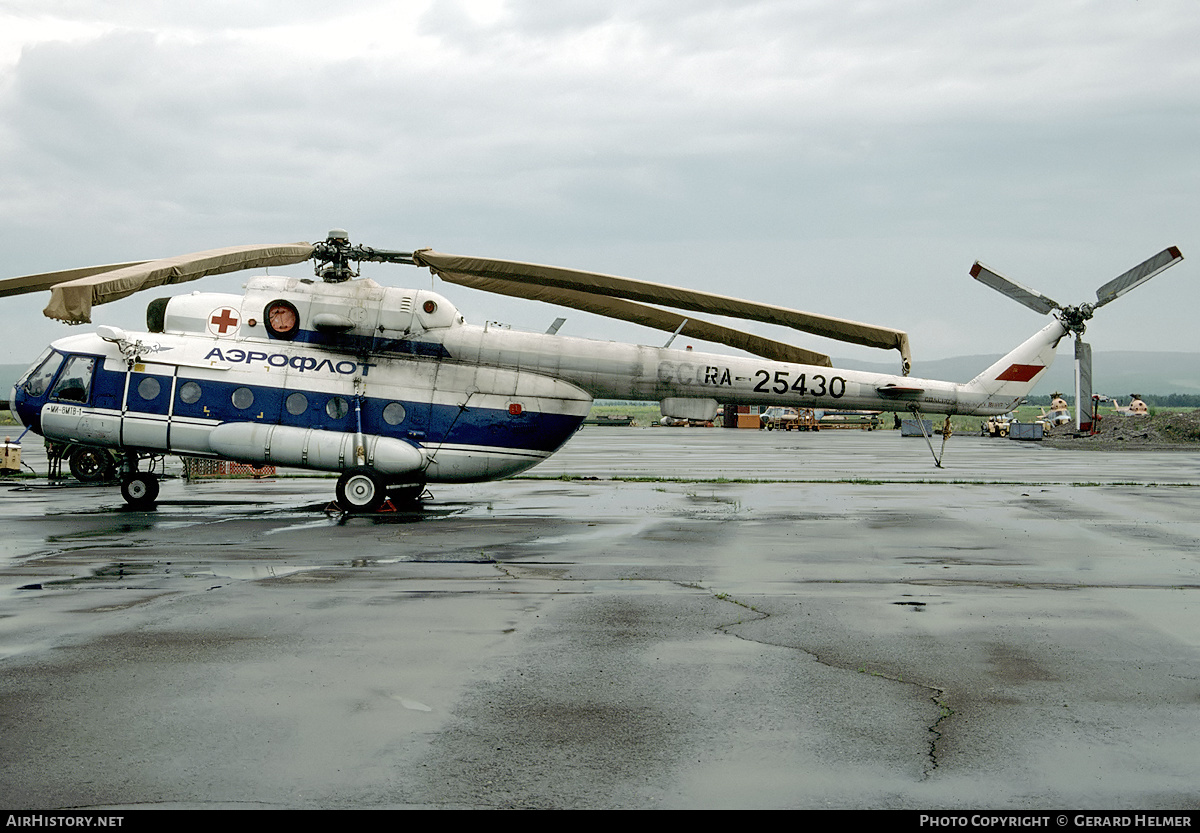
(120, 361), (174, 450)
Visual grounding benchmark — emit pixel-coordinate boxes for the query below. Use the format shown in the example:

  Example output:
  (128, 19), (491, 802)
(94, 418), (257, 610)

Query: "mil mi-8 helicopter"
(2, 231), (1183, 510)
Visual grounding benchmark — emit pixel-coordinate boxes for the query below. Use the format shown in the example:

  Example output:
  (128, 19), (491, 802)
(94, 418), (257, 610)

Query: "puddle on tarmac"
(186, 564), (318, 581)
(16, 560), (321, 589)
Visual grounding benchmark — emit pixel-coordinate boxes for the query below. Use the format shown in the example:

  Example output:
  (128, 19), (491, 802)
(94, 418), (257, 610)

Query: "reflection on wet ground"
(1, 430), (1198, 808)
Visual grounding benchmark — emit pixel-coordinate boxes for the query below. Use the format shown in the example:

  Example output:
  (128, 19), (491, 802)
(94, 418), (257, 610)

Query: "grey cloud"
(1, 0), (1197, 366)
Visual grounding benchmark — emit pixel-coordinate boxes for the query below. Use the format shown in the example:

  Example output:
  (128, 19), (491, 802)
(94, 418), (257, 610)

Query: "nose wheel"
(120, 471), (160, 508)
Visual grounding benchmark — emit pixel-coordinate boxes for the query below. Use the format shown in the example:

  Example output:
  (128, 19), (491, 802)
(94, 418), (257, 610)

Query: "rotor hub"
(312, 230), (359, 283)
(1057, 304), (1094, 337)
(308, 230), (417, 283)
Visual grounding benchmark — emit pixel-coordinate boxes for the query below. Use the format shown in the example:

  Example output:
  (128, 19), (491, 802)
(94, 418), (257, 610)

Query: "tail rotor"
(970, 247), (1184, 431)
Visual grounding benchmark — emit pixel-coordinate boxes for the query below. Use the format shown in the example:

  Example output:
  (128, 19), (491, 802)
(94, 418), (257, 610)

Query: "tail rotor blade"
(1075, 339), (1093, 431)
(970, 262), (1061, 315)
(1094, 246), (1184, 308)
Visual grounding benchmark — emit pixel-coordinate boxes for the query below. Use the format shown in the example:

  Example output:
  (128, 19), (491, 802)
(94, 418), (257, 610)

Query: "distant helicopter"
(1112, 395), (1150, 416)
(1040, 392), (1074, 428)
(1, 233), (1183, 509)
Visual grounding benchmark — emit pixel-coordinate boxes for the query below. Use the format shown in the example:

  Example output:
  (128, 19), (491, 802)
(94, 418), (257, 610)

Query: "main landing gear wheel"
(336, 467), (387, 513)
(70, 448), (115, 483)
(120, 472), (160, 508)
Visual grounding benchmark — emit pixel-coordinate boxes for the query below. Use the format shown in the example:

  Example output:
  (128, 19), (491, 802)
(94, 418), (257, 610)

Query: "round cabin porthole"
(286, 392), (308, 416)
(137, 377), (161, 401)
(382, 402), (406, 425)
(232, 387), (255, 410)
(179, 381), (202, 404)
(265, 300), (300, 340)
(326, 396), (349, 420)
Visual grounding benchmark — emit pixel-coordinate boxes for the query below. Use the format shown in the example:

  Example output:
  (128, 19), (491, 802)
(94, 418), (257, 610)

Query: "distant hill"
(4, 352), (1198, 399)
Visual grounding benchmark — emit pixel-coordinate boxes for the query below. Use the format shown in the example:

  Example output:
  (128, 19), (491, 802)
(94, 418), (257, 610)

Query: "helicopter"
(1111, 395), (1150, 417)
(1, 231), (1184, 510)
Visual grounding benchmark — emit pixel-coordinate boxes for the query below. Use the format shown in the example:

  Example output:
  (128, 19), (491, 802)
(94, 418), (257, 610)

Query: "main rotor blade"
(437, 271), (833, 366)
(40, 243), (314, 323)
(413, 250), (910, 367)
(0, 261), (150, 299)
(1094, 246), (1184, 308)
(969, 262), (1061, 315)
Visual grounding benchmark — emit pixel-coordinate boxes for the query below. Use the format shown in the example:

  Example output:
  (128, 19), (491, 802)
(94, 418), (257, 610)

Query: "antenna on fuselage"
(662, 318), (688, 349)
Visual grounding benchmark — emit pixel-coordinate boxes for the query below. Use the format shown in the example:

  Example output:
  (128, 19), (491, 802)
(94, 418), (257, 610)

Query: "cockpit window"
(49, 356), (96, 403)
(20, 350), (62, 397)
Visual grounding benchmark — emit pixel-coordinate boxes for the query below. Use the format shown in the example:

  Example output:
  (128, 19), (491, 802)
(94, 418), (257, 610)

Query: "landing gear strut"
(909, 405), (953, 468)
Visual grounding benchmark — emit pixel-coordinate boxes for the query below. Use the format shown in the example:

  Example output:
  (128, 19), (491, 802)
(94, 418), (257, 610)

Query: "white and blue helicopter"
(2, 231), (1183, 510)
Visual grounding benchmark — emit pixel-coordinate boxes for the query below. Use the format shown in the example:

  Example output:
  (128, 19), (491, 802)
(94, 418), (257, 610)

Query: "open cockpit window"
(19, 349), (62, 397)
(49, 355), (97, 404)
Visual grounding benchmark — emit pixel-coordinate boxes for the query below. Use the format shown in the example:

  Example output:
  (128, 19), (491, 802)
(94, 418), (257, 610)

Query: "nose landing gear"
(118, 454), (164, 508)
(119, 471), (160, 508)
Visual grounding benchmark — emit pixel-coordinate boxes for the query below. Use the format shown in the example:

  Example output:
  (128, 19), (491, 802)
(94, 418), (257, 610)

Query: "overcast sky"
(2, 0), (1198, 379)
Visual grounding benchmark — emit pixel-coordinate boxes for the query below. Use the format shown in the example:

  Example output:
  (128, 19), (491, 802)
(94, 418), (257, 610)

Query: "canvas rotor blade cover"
(0, 261), (151, 300)
(42, 243), (315, 323)
(428, 271), (832, 366)
(413, 250), (911, 365)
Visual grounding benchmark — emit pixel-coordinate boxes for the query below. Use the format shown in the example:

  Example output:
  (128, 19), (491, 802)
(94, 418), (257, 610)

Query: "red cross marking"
(211, 309), (239, 334)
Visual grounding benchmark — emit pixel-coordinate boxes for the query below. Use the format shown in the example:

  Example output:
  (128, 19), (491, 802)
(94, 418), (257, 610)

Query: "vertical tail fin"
(964, 320), (1067, 403)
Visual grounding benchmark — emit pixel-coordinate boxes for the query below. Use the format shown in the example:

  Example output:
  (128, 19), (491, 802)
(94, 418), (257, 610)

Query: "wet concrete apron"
(1, 431), (1198, 808)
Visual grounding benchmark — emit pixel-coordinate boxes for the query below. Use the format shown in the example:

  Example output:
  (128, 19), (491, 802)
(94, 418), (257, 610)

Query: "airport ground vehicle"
(759, 407), (800, 430)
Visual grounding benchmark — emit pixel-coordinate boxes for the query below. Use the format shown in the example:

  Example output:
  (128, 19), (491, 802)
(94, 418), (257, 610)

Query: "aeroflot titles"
(204, 348), (377, 376)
